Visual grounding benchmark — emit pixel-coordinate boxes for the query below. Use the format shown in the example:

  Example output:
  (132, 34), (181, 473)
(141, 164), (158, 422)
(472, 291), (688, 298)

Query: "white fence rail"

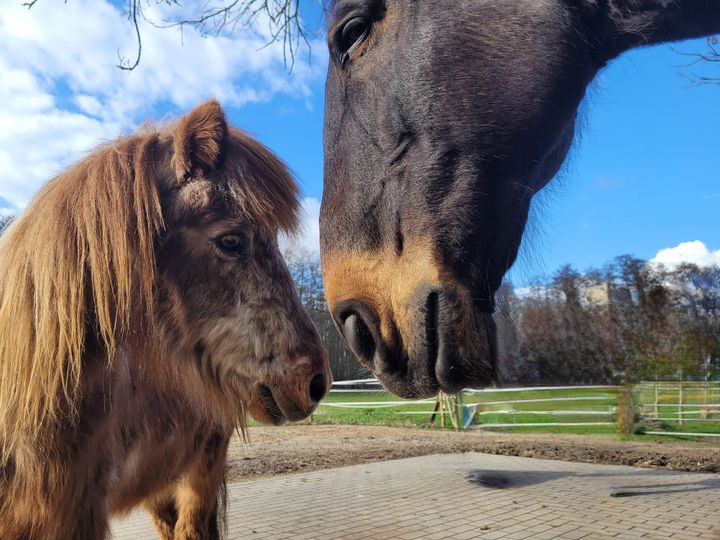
(322, 382), (619, 431)
(320, 380), (720, 437)
(635, 380), (720, 436)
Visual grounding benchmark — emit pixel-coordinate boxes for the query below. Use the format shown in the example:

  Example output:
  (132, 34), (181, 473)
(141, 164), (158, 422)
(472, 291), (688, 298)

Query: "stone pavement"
(111, 453), (720, 539)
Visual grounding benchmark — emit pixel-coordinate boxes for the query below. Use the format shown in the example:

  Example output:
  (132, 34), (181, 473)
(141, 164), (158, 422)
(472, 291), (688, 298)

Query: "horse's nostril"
(343, 313), (376, 362)
(308, 372), (327, 405)
(425, 290), (440, 367)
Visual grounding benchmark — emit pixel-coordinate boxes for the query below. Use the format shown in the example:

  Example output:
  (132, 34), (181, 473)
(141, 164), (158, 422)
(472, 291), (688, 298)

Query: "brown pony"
(0, 100), (330, 539)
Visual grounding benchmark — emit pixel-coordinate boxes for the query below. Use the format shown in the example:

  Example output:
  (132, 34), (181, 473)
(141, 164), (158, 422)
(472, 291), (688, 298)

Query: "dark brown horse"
(0, 100), (330, 539)
(321, 1), (720, 398)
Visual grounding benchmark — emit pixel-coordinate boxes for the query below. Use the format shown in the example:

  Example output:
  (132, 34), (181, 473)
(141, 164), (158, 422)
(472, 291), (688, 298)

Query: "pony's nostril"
(308, 372), (327, 405)
(343, 313), (376, 362)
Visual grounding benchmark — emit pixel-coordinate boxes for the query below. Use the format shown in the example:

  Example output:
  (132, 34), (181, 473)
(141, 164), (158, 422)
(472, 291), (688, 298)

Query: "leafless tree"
(0, 216), (12, 235)
(23, 0), (315, 71)
(677, 36), (720, 86)
(498, 257), (720, 385)
(284, 246), (371, 381)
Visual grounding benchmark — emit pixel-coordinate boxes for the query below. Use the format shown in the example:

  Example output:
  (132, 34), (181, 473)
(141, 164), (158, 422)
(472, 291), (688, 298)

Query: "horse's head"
(157, 101), (331, 425)
(321, 0), (720, 397)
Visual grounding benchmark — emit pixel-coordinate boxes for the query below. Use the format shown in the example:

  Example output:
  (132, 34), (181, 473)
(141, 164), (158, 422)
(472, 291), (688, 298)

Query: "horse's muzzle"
(335, 285), (496, 398)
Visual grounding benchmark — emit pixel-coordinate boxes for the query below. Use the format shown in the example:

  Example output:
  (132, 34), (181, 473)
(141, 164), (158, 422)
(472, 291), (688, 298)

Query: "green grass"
(313, 390), (437, 427)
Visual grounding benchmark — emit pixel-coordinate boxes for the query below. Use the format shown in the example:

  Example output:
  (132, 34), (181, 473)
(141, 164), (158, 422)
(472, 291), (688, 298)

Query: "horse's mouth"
(256, 384), (286, 425)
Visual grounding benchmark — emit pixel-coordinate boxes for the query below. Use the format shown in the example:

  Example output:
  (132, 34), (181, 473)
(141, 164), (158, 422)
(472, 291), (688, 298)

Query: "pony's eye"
(338, 17), (370, 64)
(215, 234), (248, 259)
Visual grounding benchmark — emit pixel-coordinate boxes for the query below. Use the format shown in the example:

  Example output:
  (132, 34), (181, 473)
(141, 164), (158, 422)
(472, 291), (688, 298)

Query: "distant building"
(581, 283), (610, 306)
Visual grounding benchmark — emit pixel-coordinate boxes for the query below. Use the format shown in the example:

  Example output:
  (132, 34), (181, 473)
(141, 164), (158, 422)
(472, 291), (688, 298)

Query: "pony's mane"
(215, 127), (300, 235)
(0, 109), (299, 456)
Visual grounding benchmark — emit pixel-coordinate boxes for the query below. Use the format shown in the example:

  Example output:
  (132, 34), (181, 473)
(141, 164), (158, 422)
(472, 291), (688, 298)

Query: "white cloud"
(650, 241), (720, 269)
(0, 0), (325, 210)
(280, 197), (321, 258)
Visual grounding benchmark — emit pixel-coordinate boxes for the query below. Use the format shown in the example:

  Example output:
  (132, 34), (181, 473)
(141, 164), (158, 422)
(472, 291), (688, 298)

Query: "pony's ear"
(173, 99), (228, 181)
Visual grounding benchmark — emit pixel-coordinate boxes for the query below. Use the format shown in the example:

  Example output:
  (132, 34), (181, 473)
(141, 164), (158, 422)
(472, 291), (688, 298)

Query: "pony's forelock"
(221, 127), (301, 236)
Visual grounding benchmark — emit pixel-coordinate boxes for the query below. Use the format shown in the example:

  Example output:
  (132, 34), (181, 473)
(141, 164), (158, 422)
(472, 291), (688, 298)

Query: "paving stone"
(111, 453), (720, 539)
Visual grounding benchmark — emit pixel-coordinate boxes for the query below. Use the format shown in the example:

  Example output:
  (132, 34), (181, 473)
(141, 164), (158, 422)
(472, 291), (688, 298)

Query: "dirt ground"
(226, 424), (720, 482)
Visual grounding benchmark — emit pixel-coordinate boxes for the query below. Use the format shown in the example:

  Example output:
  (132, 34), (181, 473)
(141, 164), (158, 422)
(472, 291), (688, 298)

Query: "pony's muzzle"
(250, 353), (331, 425)
(277, 367), (331, 422)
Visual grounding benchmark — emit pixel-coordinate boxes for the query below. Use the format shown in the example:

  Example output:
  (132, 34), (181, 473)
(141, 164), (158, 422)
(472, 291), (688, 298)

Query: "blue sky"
(1, 1), (717, 283)
(512, 40), (720, 283)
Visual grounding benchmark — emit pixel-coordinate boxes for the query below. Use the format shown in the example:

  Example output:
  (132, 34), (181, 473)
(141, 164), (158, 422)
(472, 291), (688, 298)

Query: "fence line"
(639, 403), (720, 408)
(319, 380), (719, 437)
(359, 409), (616, 416)
(636, 381), (720, 385)
(331, 378), (382, 386)
(318, 386), (620, 430)
(475, 409), (614, 416)
(467, 396), (614, 406)
(329, 380), (627, 392)
(471, 422), (615, 429)
(464, 385), (621, 393)
(636, 379), (720, 431)
(644, 418), (719, 422)
(321, 379), (720, 437)
(644, 431), (720, 438)
(329, 389), (390, 393)
(320, 399), (435, 407)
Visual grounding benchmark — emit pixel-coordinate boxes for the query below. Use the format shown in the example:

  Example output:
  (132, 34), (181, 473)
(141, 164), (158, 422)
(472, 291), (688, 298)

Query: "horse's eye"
(215, 234), (247, 259)
(338, 17), (370, 64)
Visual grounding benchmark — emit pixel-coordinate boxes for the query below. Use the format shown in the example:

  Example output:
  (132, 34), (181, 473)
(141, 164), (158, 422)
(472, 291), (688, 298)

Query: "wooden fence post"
(439, 391), (446, 428)
(616, 385), (634, 435)
(678, 379), (684, 426)
(456, 392), (464, 431)
(654, 380), (659, 419)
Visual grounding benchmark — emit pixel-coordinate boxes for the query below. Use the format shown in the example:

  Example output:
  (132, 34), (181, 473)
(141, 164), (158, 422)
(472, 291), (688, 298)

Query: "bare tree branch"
(117, 0), (142, 71)
(22, 0), (311, 71)
(155, 0), (309, 71)
(674, 36), (720, 86)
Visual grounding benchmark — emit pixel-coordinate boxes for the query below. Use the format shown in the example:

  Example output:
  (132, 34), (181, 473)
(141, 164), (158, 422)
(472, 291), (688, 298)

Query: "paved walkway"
(112, 453), (720, 539)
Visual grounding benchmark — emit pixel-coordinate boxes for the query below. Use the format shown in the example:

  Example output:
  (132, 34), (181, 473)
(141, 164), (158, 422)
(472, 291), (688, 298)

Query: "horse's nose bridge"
(322, 240), (445, 356)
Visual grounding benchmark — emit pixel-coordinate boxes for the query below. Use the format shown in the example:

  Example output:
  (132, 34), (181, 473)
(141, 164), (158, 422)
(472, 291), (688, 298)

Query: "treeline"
(497, 256), (720, 385)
